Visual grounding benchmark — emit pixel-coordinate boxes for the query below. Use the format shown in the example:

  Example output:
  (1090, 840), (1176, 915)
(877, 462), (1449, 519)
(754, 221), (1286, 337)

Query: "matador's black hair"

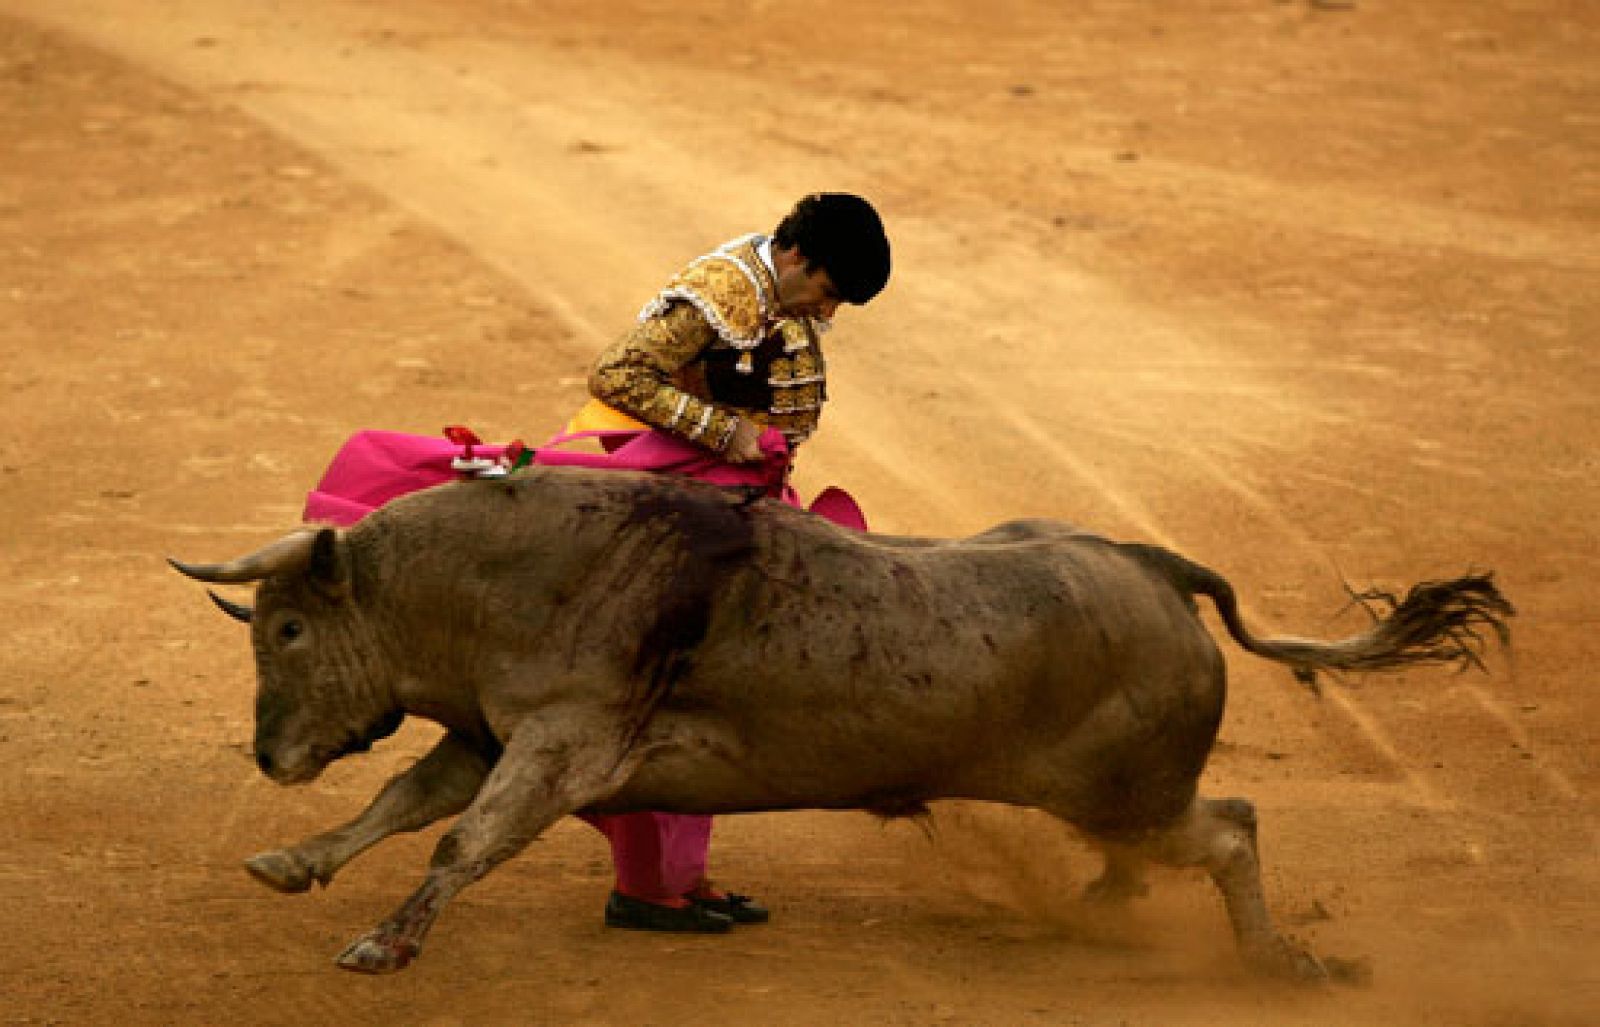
(773, 193), (891, 305)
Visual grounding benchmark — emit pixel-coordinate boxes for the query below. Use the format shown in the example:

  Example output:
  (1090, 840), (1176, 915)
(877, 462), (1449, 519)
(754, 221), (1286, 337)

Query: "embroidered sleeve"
(588, 302), (742, 452)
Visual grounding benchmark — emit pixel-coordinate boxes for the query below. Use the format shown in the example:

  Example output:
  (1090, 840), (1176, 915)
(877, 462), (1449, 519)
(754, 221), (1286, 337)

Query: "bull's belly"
(585, 638), (1227, 826)
(589, 737), (940, 816)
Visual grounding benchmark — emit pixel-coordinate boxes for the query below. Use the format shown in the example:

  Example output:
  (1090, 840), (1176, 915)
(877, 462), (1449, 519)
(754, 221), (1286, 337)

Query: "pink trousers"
(580, 812), (716, 901)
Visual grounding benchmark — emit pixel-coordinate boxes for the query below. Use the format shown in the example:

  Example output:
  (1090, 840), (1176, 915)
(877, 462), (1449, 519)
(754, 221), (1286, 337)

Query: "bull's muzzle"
(252, 739), (329, 785)
(254, 708), (406, 786)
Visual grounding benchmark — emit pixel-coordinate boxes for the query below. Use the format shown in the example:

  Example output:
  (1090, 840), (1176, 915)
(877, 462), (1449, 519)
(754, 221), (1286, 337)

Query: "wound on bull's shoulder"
(625, 484), (759, 704)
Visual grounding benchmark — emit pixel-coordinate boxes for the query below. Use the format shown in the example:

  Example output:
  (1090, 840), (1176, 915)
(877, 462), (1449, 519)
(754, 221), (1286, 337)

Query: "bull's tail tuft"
(1122, 543), (1514, 691)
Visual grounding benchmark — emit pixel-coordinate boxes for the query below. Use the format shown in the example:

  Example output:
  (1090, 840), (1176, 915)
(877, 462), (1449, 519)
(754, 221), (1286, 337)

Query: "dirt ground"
(1, 1), (1596, 1023)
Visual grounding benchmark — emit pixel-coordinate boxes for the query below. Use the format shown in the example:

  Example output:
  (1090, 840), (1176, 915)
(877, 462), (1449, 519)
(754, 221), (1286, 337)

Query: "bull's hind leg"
(247, 731), (492, 893)
(335, 714), (635, 974)
(1082, 842), (1149, 906)
(1136, 796), (1327, 982)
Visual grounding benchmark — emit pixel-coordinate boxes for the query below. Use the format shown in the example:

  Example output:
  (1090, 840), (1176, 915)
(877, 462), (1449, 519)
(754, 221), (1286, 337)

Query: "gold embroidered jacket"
(589, 234), (828, 452)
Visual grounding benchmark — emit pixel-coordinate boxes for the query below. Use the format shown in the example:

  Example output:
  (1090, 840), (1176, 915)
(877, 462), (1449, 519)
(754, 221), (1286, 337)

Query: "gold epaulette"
(637, 234), (776, 350)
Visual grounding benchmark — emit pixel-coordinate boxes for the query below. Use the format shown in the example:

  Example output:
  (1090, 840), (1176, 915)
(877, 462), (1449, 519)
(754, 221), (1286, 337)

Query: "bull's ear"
(308, 527), (351, 598)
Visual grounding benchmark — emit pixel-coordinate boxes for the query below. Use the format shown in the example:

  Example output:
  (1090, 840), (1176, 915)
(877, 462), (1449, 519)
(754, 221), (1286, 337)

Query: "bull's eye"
(278, 619), (304, 644)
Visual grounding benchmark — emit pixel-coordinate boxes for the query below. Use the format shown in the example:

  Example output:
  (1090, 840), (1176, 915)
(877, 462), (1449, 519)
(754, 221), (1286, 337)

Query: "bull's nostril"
(255, 751), (274, 776)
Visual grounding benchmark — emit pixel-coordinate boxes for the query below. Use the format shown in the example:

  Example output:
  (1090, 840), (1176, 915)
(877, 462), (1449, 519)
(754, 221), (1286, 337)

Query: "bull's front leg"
(247, 731), (493, 894)
(334, 714), (634, 974)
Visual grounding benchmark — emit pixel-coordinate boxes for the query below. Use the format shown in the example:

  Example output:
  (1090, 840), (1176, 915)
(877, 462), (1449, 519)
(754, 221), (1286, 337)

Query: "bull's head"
(170, 527), (403, 785)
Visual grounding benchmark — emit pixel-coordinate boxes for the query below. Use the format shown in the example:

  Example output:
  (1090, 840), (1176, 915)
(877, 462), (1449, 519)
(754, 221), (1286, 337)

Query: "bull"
(169, 466), (1511, 978)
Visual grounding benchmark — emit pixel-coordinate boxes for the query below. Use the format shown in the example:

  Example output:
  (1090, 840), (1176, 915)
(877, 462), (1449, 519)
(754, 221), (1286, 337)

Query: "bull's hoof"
(1246, 935), (1330, 985)
(245, 850), (314, 893)
(335, 932), (419, 975)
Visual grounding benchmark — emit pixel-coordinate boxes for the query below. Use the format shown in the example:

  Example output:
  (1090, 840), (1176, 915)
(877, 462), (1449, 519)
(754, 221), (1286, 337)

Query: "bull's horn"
(206, 590), (253, 623)
(167, 527), (321, 583)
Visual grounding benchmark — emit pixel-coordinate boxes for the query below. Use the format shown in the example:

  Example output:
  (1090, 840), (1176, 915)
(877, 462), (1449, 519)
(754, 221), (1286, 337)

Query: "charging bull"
(170, 466), (1510, 978)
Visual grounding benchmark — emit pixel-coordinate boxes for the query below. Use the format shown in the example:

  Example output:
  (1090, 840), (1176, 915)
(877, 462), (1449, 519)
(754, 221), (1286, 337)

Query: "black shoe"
(604, 891), (733, 933)
(689, 891), (770, 925)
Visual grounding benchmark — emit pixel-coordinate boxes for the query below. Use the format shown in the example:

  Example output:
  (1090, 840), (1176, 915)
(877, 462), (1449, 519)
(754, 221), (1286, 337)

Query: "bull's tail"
(1122, 543), (1514, 690)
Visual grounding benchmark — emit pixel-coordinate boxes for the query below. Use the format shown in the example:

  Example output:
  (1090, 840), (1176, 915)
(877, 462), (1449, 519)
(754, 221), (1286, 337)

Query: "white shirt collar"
(755, 234), (776, 280)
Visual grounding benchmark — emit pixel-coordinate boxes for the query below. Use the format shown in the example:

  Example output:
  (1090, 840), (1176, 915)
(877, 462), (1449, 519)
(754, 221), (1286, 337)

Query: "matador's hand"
(722, 418), (766, 464)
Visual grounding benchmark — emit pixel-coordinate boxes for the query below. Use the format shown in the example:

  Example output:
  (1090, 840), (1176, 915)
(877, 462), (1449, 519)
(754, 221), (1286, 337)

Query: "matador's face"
(773, 245), (843, 321)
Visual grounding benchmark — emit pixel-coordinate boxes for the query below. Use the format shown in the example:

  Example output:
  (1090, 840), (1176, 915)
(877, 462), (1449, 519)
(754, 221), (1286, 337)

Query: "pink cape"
(305, 427), (866, 531)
